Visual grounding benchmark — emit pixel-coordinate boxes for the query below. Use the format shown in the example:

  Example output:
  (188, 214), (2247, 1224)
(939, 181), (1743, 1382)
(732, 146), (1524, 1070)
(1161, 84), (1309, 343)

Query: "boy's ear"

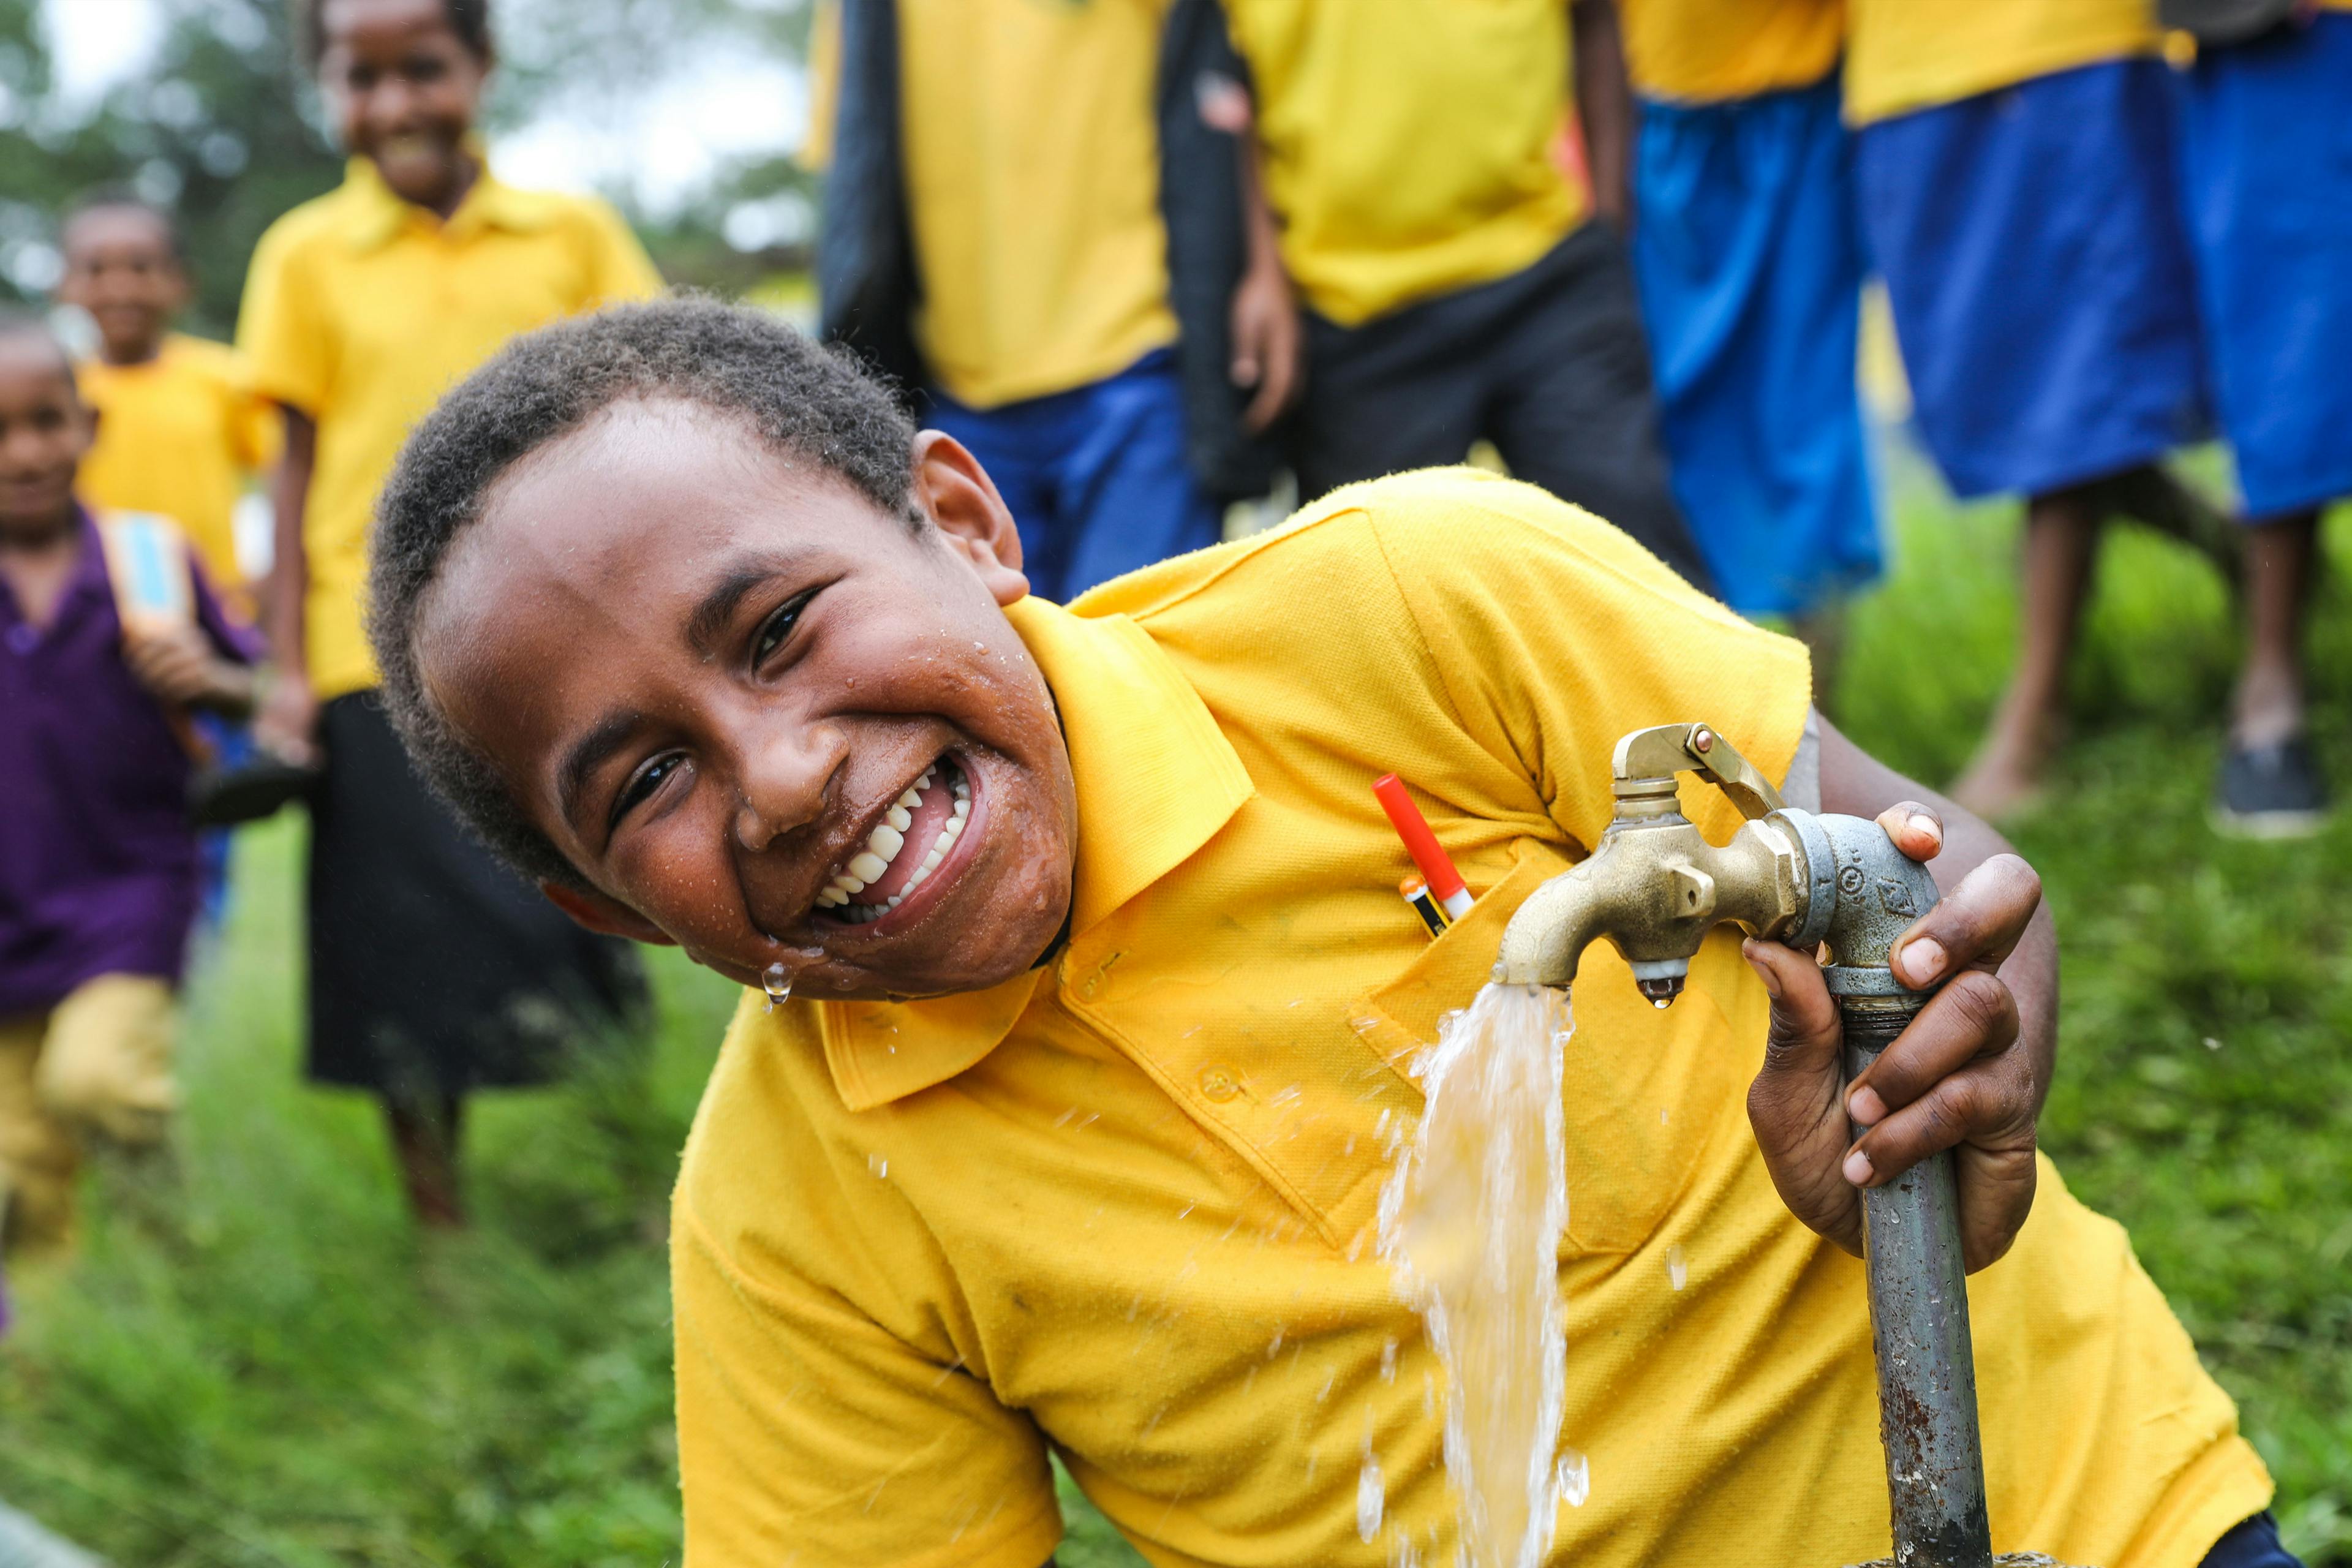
(911, 430), (1030, 607)
(541, 881), (677, 946)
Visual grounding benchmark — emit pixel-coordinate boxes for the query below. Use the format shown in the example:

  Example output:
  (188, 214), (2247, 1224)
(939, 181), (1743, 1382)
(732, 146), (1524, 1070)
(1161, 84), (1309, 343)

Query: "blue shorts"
(1632, 74), (1880, 616)
(925, 349), (1223, 605)
(2179, 12), (2352, 519)
(1856, 59), (2209, 500)
(2203, 1513), (2305, 1568)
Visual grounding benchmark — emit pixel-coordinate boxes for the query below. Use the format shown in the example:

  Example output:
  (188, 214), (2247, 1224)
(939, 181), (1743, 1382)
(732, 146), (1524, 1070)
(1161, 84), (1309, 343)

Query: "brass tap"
(1491, 720), (1991, 1567)
(1493, 723), (1831, 1005)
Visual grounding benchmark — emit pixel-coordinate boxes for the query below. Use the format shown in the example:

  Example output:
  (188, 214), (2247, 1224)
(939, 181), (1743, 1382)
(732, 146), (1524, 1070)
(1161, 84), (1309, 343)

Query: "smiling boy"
(369, 300), (2274, 1567)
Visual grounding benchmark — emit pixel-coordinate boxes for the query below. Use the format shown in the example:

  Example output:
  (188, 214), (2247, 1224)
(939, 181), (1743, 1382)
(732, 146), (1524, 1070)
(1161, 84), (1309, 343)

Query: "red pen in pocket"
(1373, 773), (1474, 922)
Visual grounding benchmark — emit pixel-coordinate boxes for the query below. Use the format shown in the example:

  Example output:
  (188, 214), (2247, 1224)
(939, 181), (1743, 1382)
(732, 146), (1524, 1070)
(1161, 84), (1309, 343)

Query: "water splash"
(1555, 1449), (1589, 1508)
(1377, 982), (1573, 1568)
(1357, 1450), (1386, 1543)
(762, 962), (793, 1012)
(1666, 1244), (1687, 1292)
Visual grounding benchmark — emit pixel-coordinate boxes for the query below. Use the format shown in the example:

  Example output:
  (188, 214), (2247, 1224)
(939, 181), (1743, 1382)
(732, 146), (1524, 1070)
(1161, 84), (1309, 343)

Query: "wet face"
(58, 207), (187, 366)
(0, 334), (93, 541)
(416, 399), (1079, 1002)
(317, 0), (488, 213)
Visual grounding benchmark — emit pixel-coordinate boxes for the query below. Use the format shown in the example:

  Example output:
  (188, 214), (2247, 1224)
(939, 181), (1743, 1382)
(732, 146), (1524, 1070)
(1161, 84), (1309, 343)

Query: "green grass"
(1, 470), (2346, 1565)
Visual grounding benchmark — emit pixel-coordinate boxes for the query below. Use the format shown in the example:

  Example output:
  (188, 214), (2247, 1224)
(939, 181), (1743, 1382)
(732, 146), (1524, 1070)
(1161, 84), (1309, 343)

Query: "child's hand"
(1741, 804), (2045, 1272)
(1229, 260), (1302, 434)
(252, 665), (320, 765)
(124, 625), (254, 715)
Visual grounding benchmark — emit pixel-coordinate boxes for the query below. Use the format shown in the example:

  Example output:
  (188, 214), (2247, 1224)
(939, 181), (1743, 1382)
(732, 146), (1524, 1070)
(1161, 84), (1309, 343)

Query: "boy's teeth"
(824, 759), (971, 922)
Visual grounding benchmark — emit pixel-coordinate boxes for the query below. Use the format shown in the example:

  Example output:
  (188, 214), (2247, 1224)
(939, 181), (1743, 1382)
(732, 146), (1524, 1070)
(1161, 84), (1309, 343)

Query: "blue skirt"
(2179, 12), (2352, 519)
(1855, 59), (2209, 500)
(1632, 74), (1880, 616)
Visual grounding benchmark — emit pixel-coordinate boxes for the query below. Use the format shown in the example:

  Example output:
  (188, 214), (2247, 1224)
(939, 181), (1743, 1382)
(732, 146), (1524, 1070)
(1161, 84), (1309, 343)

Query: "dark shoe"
(2214, 736), (2330, 839)
(188, 749), (318, 827)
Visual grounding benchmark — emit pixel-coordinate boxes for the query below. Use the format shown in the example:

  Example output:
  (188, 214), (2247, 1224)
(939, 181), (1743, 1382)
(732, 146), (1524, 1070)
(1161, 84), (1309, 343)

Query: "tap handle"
(1610, 723), (1787, 822)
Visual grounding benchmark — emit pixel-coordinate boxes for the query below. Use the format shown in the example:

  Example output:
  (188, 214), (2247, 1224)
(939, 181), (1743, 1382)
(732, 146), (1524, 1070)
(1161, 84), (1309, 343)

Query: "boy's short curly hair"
(368, 295), (919, 890)
(301, 0), (493, 64)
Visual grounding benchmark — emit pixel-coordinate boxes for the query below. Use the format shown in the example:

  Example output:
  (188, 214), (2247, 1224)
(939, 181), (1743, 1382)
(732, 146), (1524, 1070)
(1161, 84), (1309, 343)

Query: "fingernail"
(1743, 944), (1782, 998)
(1847, 1085), (1886, 1125)
(1843, 1148), (1874, 1186)
(1900, 937), (1945, 986)
(1907, 813), (1942, 848)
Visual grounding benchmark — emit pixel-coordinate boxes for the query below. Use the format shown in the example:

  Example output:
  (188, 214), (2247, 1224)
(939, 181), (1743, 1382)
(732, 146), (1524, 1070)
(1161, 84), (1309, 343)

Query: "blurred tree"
(0, 0), (340, 336)
(0, 0), (816, 336)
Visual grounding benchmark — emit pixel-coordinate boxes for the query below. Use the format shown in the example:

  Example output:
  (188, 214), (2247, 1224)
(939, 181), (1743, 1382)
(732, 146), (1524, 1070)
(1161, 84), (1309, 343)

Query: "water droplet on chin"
(763, 962), (793, 1011)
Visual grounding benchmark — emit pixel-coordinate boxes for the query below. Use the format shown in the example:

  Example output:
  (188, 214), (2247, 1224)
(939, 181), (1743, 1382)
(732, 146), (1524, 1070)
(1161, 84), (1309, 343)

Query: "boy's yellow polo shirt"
(1221, 0), (1586, 327)
(1619, 0), (1844, 104)
(237, 159), (661, 700)
(75, 333), (279, 609)
(1844, 0), (2158, 126)
(807, 0), (1180, 410)
(671, 469), (2267, 1567)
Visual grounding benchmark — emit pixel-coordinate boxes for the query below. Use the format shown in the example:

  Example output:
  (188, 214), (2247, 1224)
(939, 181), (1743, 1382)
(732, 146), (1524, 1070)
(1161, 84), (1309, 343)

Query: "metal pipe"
(1842, 1001), (1993, 1568)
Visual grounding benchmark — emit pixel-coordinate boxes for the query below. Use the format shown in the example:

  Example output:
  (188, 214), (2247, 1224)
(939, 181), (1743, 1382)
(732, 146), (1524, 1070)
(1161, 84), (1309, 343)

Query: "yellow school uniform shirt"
(1845, 0), (2160, 126)
(1619, 0), (1845, 104)
(75, 333), (279, 608)
(805, 0), (1179, 409)
(672, 468), (2268, 1567)
(236, 159), (661, 700)
(1222, 0), (1587, 327)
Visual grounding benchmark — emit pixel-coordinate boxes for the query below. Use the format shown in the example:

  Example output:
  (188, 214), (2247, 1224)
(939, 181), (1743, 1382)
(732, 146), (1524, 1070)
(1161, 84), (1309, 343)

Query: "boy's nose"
(731, 729), (837, 854)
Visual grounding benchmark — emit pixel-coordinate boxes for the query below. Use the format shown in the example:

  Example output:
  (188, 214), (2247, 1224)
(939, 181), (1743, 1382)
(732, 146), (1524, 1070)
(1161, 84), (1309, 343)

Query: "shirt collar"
(336, 148), (558, 252)
(816, 596), (1257, 1111)
(1, 505), (107, 647)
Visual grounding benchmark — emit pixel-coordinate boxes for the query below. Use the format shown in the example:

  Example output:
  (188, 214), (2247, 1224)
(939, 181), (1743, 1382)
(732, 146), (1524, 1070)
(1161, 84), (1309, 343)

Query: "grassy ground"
(0, 472), (2345, 1565)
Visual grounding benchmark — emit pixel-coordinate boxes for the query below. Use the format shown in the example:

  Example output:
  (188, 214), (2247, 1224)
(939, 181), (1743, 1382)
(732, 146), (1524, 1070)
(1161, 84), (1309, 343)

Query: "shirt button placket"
(1198, 1065), (1243, 1103)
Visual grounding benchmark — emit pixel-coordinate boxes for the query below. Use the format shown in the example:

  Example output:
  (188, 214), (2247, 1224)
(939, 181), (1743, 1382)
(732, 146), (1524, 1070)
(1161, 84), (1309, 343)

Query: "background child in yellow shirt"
(356, 298), (2275, 1568)
(58, 195), (280, 621)
(233, 0), (660, 1226)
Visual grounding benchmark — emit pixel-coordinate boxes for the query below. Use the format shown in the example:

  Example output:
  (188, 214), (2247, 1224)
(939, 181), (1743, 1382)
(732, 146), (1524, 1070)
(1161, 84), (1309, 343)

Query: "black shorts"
(1290, 222), (1712, 594)
(306, 693), (646, 1097)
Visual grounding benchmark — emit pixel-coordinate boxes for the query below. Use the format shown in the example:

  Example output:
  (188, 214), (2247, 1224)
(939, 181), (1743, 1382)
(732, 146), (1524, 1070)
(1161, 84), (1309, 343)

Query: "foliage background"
(0, 0), (817, 335)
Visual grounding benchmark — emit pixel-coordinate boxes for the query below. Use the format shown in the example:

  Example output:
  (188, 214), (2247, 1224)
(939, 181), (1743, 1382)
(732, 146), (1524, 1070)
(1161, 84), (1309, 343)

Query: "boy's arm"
(1215, 84), (1302, 435)
(254, 404), (318, 764)
(1744, 714), (2052, 1272)
(1570, 0), (1635, 227)
(122, 628), (255, 718)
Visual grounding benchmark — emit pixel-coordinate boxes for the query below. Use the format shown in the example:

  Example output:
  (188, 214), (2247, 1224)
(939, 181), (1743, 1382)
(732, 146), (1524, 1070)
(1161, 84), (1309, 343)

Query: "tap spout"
(1493, 809), (1811, 1001)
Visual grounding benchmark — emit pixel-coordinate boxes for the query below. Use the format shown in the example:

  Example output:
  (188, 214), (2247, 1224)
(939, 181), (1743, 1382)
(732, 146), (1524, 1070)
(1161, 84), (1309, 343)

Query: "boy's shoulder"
(157, 333), (246, 384)
(248, 180), (372, 269)
(1081, 466), (1722, 631)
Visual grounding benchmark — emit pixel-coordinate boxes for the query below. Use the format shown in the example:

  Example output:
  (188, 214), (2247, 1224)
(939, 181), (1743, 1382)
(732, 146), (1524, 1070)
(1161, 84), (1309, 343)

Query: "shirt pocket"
(1346, 837), (1572, 1081)
(1348, 835), (1732, 1259)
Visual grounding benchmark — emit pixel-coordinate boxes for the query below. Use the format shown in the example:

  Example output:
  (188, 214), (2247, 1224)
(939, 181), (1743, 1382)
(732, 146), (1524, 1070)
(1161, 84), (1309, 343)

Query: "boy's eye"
(753, 589), (818, 666)
(611, 752), (686, 829)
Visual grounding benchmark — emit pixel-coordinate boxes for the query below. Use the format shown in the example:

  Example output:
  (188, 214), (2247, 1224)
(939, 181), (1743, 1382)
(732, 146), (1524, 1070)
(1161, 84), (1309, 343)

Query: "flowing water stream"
(1377, 981), (1575, 1568)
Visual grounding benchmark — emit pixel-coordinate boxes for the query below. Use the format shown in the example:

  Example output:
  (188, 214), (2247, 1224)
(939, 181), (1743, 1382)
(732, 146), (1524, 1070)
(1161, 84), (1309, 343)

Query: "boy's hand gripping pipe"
(1493, 723), (1995, 1568)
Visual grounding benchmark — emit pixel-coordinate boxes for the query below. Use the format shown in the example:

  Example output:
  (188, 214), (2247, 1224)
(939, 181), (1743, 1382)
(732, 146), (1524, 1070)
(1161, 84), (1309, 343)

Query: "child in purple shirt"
(0, 312), (254, 1253)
